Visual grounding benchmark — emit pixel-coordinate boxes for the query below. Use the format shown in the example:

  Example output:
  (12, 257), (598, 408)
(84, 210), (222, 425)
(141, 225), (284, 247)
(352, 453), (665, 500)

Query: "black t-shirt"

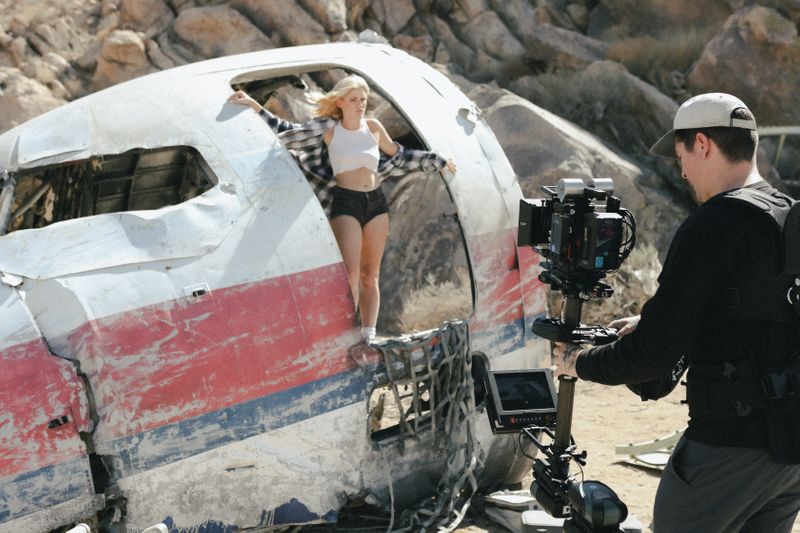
(576, 180), (794, 448)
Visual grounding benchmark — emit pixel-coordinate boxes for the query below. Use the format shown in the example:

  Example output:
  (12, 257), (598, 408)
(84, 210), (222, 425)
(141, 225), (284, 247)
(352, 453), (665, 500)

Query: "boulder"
(298, 0), (347, 33)
(510, 61), (677, 163)
(487, 0), (537, 43)
(530, 0), (581, 32)
(424, 14), (475, 69)
(230, 0), (328, 47)
(92, 29), (154, 90)
(454, 0), (490, 19)
(586, 0), (731, 42)
(730, 0), (800, 26)
(0, 26), (12, 49)
(173, 6), (274, 59)
(566, 2), (589, 31)
(119, 0), (175, 38)
(346, 0), (371, 31)
(144, 38), (177, 70)
(522, 22), (609, 70)
(467, 84), (690, 257)
(8, 37), (31, 68)
(0, 67), (66, 133)
(22, 56), (60, 85)
(156, 33), (195, 65)
(688, 6), (800, 126)
(369, 0), (416, 36)
(392, 34), (434, 63)
(460, 11), (524, 61)
(23, 17), (93, 61)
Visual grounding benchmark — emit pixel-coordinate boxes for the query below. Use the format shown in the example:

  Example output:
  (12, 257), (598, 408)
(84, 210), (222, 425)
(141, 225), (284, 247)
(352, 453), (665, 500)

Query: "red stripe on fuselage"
(66, 263), (359, 441)
(2, 227), (545, 475)
(0, 338), (91, 478)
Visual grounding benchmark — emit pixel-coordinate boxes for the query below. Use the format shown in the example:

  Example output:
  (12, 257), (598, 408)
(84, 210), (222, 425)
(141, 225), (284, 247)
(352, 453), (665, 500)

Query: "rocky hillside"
(1, 0), (798, 323)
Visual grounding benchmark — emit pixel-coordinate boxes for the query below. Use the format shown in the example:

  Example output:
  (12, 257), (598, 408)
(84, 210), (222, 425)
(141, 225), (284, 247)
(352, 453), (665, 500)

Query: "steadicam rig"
(512, 177), (636, 532)
(518, 178), (636, 345)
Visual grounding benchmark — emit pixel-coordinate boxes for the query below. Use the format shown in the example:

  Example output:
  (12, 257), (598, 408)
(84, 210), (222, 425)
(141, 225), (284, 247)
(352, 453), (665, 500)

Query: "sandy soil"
(454, 381), (800, 533)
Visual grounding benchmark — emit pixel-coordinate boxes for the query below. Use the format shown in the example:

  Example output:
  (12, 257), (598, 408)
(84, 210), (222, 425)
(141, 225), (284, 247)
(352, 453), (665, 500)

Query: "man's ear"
(695, 132), (712, 158)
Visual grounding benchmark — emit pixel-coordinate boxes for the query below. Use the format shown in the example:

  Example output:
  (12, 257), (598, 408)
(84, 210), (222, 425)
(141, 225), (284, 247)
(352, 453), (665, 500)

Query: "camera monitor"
(485, 369), (558, 434)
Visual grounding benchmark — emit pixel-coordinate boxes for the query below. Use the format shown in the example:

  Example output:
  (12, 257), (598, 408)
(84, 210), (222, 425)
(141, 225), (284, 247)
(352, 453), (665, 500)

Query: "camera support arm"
(552, 294), (583, 473)
(528, 292), (629, 532)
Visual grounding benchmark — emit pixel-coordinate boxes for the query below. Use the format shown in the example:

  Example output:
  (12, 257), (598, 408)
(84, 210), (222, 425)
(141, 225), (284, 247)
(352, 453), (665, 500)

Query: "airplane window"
(2, 146), (216, 234)
(230, 68), (472, 337)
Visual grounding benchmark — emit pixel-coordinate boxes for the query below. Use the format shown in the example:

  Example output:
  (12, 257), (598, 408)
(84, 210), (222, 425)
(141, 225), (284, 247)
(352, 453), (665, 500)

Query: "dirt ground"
(453, 381), (800, 533)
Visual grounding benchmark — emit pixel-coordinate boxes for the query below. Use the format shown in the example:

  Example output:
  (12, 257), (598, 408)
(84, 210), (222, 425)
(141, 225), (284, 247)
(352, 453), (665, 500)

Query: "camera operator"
(552, 93), (800, 532)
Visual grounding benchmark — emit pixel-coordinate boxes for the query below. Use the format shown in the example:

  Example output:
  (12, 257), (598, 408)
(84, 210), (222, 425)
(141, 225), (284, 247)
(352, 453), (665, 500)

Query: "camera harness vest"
(686, 187), (800, 461)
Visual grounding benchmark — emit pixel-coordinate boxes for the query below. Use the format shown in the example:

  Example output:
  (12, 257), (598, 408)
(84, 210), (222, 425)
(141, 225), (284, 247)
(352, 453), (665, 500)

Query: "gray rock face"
(173, 6), (274, 59)
(120, 0), (175, 39)
(586, 0), (732, 41)
(230, 0), (329, 47)
(461, 11), (524, 61)
(369, 0), (416, 36)
(0, 0), (798, 272)
(522, 22), (609, 69)
(689, 6), (800, 126)
(298, 0), (348, 34)
(0, 67), (66, 132)
(92, 29), (154, 90)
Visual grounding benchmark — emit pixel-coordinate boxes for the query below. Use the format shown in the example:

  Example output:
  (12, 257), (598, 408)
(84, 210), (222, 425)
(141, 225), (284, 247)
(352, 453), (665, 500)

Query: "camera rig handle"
(532, 318), (618, 345)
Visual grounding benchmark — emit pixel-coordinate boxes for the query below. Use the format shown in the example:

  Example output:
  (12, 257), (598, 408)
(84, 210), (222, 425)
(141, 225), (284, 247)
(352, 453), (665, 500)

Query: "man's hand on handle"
(552, 342), (582, 379)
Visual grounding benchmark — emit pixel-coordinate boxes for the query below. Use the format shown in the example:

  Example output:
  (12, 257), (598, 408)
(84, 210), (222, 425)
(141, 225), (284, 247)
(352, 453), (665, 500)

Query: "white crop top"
(328, 120), (380, 175)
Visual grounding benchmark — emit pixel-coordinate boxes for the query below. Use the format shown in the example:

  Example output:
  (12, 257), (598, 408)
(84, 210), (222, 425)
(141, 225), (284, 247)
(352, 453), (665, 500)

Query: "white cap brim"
(650, 130), (676, 158)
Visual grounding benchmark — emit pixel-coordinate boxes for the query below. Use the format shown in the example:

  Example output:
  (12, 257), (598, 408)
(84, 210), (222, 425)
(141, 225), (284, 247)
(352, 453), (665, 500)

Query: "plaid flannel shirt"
(258, 108), (447, 215)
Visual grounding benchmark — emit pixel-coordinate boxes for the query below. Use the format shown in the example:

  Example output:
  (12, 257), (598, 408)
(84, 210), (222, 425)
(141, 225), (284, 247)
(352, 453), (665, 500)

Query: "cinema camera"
(518, 177), (636, 343)
(485, 178), (636, 532)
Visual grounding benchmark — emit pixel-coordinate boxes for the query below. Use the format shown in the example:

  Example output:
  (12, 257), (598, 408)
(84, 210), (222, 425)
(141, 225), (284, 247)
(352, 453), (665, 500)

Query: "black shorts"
(330, 186), (389, 227)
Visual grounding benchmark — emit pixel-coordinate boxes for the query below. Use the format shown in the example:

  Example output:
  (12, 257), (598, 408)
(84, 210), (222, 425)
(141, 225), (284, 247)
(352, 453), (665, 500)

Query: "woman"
(229, 75), (455, 342)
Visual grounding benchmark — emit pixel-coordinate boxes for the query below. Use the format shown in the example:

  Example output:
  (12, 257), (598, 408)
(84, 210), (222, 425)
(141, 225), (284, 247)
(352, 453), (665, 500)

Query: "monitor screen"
(493, 371), (556, 412)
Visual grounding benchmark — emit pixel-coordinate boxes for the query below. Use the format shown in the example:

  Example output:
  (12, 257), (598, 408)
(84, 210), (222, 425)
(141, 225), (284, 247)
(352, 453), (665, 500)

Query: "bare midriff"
(335, 168), (380, 191)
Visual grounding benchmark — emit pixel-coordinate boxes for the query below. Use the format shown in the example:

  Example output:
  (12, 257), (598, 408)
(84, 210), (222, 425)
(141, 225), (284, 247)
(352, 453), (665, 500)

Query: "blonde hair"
(314, 75), (370, 120)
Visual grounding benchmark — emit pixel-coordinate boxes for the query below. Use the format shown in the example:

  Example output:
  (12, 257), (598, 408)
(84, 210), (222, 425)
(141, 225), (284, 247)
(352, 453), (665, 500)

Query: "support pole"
(551, 294), (583, 476)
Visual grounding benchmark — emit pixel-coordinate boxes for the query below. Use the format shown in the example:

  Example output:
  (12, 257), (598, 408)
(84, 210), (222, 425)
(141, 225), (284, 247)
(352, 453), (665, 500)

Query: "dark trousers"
(654, 435), (800, 532)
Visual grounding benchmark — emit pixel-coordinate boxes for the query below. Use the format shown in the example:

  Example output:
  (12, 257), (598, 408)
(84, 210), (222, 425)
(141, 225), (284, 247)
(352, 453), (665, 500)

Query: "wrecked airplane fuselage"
(0, 43), (549, 532)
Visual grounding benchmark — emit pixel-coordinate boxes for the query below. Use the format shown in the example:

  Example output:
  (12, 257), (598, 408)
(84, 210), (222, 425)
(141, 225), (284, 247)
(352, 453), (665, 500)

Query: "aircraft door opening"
(230, 67), (473, 339)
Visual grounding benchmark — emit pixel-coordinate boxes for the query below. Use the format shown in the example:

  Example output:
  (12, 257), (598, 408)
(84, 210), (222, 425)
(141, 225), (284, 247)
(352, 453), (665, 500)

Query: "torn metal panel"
(0, 285), (98, 531)
(0, 184), (240, 279)
(0, 171), (14, 235)
(17, 105), (91, 165)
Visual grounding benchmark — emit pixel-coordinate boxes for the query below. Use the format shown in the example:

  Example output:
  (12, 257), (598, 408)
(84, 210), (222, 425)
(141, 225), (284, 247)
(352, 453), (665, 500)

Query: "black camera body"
(519, 178), (630, 285)
(518, 178), (635, 345)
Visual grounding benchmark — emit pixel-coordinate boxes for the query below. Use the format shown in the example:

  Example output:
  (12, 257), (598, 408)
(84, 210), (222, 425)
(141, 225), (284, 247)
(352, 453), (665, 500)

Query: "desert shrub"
(397, 267), (472, 332)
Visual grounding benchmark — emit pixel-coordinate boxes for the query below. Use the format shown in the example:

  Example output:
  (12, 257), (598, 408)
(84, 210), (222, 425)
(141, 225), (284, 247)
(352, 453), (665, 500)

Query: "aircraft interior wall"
(3, 146), (215, 234)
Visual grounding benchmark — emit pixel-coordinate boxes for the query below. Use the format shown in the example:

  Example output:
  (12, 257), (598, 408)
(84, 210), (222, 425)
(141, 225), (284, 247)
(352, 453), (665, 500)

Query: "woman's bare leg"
(330, 215), (363, 309)
(359, 213), (389, 328)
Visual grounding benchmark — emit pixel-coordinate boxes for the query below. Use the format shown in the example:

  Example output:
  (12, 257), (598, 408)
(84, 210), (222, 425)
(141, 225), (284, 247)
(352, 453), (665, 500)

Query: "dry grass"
(606, 29), (711, 97)
(396, 267), (472, 332)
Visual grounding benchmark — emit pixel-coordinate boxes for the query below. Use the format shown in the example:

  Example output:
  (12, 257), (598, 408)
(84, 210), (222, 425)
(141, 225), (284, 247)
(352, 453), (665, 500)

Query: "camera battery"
(581, 212), (623, 271)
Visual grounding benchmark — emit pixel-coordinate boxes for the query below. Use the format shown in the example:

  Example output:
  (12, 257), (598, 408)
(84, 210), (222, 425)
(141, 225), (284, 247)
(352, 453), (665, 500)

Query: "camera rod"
(551, 294), (582, 474)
